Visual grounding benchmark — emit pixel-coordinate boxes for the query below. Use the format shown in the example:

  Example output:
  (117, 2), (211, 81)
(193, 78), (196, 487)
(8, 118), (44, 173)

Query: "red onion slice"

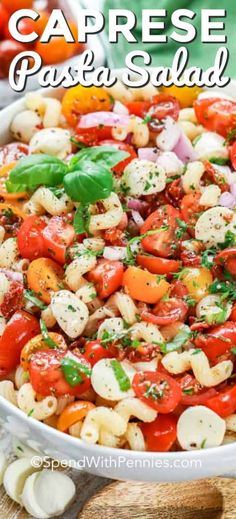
(0, 269), (24, 283)
(219, 192), (235, 208)
(138, 147), (159, 162)
(78, 112), (130, 128)
(173, 131), (196, 163)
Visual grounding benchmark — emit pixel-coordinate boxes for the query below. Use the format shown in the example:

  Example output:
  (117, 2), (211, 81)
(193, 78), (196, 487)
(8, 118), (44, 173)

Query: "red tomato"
(126, 101), (151, 118)
(0, 281), (23, 319)
(83, 340), (112, 366)
(194, 97), (236, 137)
(180, 193), (202, 236)
(87, 259), (124, 298)
(170, 280), (189, 298)
(147, 94), (180, 129)
(140, 414), (177, 452)
(230, 142), (236, 170)
(4, 18), (35, 41)
(203, 161), (229, 193)
(141, 297), (188, 326)
(137, 255), (181, 275)
(17, 216), (47, 261)
(29, 350), (91, 397)
(99, 140), (137, 175)
(215, 248), (236, 276)
(230, 304), (236, 321)
(165, 178), (184, 207)
(0, 5), (9, 38)
(132, 371), (182, 413)
(1, 0), (33, 13)
(75, 126), (112, 146)
(0, 40), (26, 79)
(194, 322), (236, 361)
(0, 143), (29, 166)
(179, 374), (218, 406)
(141, 205), (180, 258)
(0, 310), (40, 377)
(206, 385), (236, 418)
(42, 217), (75, 265)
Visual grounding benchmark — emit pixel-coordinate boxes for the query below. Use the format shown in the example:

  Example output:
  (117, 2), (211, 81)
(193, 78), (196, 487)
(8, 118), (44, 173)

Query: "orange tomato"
(0, 163), (27, 200)
(122, 266), (170, 304)
(57, 401), (95, 432)
(62, 85), (113, 127)
(27, 258), (64, 304)
(34, 11), (49, 37)
(181, 267), (213, 302)
(162, 85), (202, 109)
(35, 21), (80, 65)
(20, 333), (67, 370)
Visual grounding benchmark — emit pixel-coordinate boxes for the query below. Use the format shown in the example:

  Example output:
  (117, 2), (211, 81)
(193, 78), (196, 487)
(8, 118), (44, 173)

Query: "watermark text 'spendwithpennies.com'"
(31, 455), (202, 472)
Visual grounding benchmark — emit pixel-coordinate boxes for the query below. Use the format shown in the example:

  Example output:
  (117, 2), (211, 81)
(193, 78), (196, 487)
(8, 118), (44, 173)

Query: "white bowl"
(0, 77), (236, 482)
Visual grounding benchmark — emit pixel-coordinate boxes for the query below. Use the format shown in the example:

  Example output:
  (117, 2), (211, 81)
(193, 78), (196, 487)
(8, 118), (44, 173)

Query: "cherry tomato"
(147, 94), (180, 133)
(165, 178), (184, 206)
(137, 255), (181, 275)
(83, 340), (113, 366)
(4, 18), (35, 41)
(0, 281), (23, 319)
(0, 5), (10, 38)
(122, 266), (170, 304)
(0, 40), (26, 79)
(33, 11), (49, 36)
(42, 216), (75, 265)
(0, 143), (29, 166)
(203, 160), (229, 193)
(194, 97), (236, 137)
(180, 192), (202, 236)
(141, 205), (180, 258)
(62, 86), (112, 128)
(1, 0), (33, 13)
(179, 374), (218, 406)
(230, 141), (236, 170)
(29, 350), (91, 397)
(162, 85), (202, 109)
(170, 280), (189, 298)
(206, 385), (236, 418)
(0, 310), (40, 377)
(230, 304), (236, 321)
(215, 248), (236, 276)
(57, 400), (95, 432)
(17, 216), (47, 261)
(141, 414), (177, 452)
(181, 267), (212, 302)
(87, 259), (124, 299)
(141, 297), (188, 326)
(126, 101), (151, 118)
(75, 126), (112, 146)
(194, 322), (236, 361)
(99, 140), (137, 175)
(35, 21), (80, 65)
(132, 371), (182, 413)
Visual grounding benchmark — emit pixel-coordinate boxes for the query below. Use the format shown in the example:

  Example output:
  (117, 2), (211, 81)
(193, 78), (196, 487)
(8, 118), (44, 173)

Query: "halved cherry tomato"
(0, 162), (27, 200)
(181, 267), (212, 302)
(33, 11), (49, 36)
(29, 349), (91, 397)
(17, 215), (47, 261)
(141, 205), (180, 258)
(42, 216), (75, 265)
(0, 143), (29, 166)
(162, 85), (202, 109)
(0, 310), (40, 377)
(194, 97), (236, 137)
(147, 94), (180, 131)
(215, 248), (236, 276)
(203, 160), (229, 193)
(0, 280), (23, 319)
(140, 414), (177, 452)
(141, 297), (188, 326)
(20, 333), (67, 370)
(83, 340), (113, 366)
(180, 192), (202, 236)
(57, 401), (95, 432)
(122, 266), (170, 304)
(230, 141), (236, 170)
(75, 126), (112, 146)
(206, 385), (236, 418)
(194, 322), (236, 361)
(126, 101), (151, 118)
(0, 40), (26, 79)
(62, 86), (113, 127)
(87, 259), (124, 299)
(137, 255), (181, 275)
(230, 304), (236, 321)
(4, 17), (36, 41)
(1, 0), (33, 13)
(179, 374), (218, 406)
(132, 371), (182, 413)
(27, 258), (64, 304)
(35, 21), (80, 65)
(170, 280), (188, 298)
(99, 140), (137, 175)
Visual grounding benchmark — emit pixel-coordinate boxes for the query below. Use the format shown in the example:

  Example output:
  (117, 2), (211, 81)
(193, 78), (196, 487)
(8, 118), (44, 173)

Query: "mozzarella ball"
(11, 110), (42, 144)
(195, 206), (236, 246)
(91, 358), (136, 400)
(29, 128), (72, 159)
(122, 159), (166, 197)
(177, 406), (226, 450)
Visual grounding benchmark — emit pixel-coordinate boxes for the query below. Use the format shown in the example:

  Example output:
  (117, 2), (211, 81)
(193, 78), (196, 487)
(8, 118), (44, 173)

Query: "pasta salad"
(0, 83), (236, 452)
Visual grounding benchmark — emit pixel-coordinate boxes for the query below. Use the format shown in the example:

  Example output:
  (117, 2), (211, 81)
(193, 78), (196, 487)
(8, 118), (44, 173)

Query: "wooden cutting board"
(1, 475), (236, 518)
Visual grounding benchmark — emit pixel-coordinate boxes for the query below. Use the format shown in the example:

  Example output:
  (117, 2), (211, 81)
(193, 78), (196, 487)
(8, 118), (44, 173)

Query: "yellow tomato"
(162, 85), (202, 109)
(181, 267), (213, 302)
(62, 86), (113, 127)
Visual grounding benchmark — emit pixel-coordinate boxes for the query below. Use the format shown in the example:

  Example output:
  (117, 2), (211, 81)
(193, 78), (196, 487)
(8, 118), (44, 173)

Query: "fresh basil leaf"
(64, 161), (113, 203)
(209, 157), (230, 166)
(61, 357), (92, 387)
(40, 319), (58, 349)
(5, 180), (28, 193)
(73, 205), (91, 234)
(161, 326), (192, 353)
(25, 290), (47, 310)
(69, 146), (129, 171)
(8, 154), (68, 191)
(110, 359), (131, 392)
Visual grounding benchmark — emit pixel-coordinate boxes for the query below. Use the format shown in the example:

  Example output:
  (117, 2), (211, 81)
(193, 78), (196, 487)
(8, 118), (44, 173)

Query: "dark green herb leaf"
(64, 161), (113, 204)
(69, 146), (129, 172)
(209, 157), (230, 166)
(25, 290), (47, 310)
(73, 205), (91, 234)
(40, 319), (58, 349)
(8, 155), (67, 192)
(161, 326), (192, 354)
(201, 248), (216, 269)
(61, 357), (91, 387)
(110, 359), (131, 391)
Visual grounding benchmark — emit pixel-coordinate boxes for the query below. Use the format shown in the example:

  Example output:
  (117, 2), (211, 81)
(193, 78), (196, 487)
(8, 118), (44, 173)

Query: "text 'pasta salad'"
(0, 82), (236, 452)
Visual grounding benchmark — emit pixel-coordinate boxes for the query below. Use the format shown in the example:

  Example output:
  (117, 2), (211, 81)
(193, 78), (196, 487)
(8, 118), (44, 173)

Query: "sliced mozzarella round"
(33, 469), (76, 517)
(134, 357), (159, 372)
(29, 128), (72, 159)
(11, 110), (42, 144)
(91, 358), (136, 400)
(51, 290), (89, 339)
(122, 159), (166, 197)
(97, 317), (125, 340)
(196, 295), (232, 325)
(195, 206), (236, 246)
(21, 472), (50, 519)
(3, 458), (39, 504)
(0, 450), (7, 485)
(177, 406), (226, 450)
(194, 132), (228, 160)
(199, 185), (221, 207)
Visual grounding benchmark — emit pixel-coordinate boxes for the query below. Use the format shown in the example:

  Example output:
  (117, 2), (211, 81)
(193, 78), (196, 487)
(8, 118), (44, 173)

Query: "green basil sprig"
(61, 357), (92, 387)
(69, 146), (129, 171)
(8, 154), (68, 190)
(64, 162), (113, 204)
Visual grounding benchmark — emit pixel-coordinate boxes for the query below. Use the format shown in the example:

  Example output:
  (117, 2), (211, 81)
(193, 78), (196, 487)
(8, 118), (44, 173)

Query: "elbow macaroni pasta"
(17, 383), (57, 420)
